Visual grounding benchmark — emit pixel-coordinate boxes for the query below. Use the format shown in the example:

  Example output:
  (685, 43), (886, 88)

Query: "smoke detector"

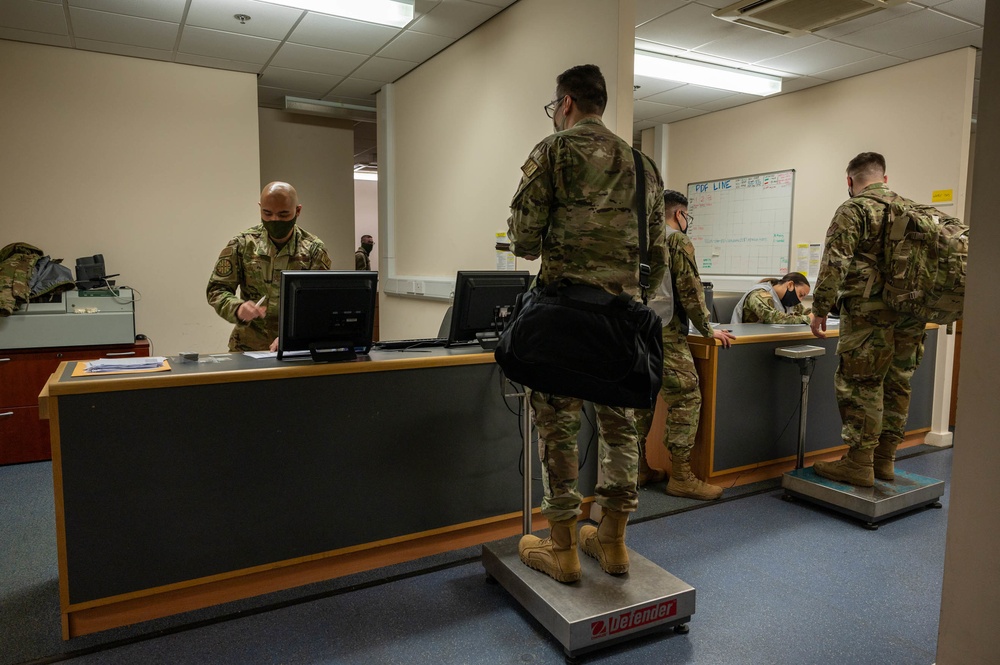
(713, 0), (909, 37)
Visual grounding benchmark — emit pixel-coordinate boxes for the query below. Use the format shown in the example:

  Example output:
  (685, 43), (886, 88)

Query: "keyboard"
(372, 337), (448, 350)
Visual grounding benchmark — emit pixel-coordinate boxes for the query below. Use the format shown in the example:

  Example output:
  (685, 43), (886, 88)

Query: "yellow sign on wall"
(932, 189), (953, 203)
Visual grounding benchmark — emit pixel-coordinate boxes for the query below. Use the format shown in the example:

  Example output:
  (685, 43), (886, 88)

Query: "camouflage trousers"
(634, 327), (702, 461)
(529, 390), (639, 522)
(835, 299), (926, 451)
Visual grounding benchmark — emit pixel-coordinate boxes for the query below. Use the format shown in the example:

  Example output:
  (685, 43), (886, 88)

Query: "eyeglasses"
(543, 94), (575, 119)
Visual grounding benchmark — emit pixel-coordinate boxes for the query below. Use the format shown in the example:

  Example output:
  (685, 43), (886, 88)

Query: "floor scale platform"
(482, 535), (695, 659)
(782, 467), (945, 529)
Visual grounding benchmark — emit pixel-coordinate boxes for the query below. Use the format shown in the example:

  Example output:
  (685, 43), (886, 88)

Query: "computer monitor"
(277, 270), (378, 362)
(448, 270), (530, 348)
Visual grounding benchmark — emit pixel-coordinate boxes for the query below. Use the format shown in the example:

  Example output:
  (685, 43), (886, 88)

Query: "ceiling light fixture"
(634, 50), (782, 97)
(263, 0), (414, 28)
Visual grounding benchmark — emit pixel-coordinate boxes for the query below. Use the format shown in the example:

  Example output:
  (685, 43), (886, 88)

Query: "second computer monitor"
(448, 270), (530, 346)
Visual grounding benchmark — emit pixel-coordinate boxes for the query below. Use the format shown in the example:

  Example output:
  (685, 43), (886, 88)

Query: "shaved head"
(260, 181), (299, 209)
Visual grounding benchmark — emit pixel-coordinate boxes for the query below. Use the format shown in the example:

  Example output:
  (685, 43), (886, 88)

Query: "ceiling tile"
(409, 0), (501, 39)
(0, 26), (70, 46)
(467, 0), (517, 7)
(636, 2), (740, 50)
(352, 56), (418, 82)
(634, 75), (687, 99)
(932, 0), (985, 25)
(175, 52), (262, 74)
(835, 8), (978, 53)
(69, 8), (178, 50)
(634, 99), (683, 121)
(258, 66), (344, 96)
(889, 28), (981, 60)
(257, 84), (321, 109)
(635, 0), (689, 26)
(694, 92), (759, 113)
(813, 53), (907, 82)
(185, 0), (303, 40)
(325, 77), (384, 101)
(645, 84), (735, 107)
(289, 12), (400, 54)
(178, 26), (280, 64)
(270, 42), (368, 77)
(74, 37), (172, 61)
(650, 107), (709, 124)
(69, 0), (186, 22)
(377, 29), (454, 61)
(812, 2), (922, 39)
(756, 40), (880, 76)
(694, 0), (732, 8)
(695, 28), (823, 64)
(0, 0), (67, 35)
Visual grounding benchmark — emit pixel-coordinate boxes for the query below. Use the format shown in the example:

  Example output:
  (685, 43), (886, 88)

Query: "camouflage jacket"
(207, 225), (332, 351)
(507, 117), (667, 299)
(355, 247), (371, 271)
(812, 183), (917, 318)
(0, 242), (75, 317)
(665, 231), (713, 337)
(738, 286), (810, 324)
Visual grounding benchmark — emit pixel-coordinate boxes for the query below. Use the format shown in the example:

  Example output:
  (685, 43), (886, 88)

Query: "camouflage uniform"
(207, 224), (332, 352)
(507, 117), (667, 522)
(635, 231), (714, 462)
(739, 287), (811, 324)
(812, 182), (926, 452)
(355, 247), (371, 271)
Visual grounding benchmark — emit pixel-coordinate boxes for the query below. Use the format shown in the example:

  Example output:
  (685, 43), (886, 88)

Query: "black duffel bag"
(494, 279), (663, 408)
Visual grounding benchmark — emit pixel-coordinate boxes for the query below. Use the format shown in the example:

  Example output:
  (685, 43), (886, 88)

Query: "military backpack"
(859, 192), (969, 325)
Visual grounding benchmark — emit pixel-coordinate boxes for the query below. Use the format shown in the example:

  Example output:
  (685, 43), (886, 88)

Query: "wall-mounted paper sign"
(932, 189), (953, 203)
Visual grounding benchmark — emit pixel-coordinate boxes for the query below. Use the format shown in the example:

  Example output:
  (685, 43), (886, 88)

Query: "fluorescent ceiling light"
(634, 50), (781, 97)
(264, 0), (414, 28)
(354, 172), (378, 181)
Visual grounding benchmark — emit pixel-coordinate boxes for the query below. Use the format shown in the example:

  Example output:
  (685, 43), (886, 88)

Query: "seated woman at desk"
(732, 273), (812, 324)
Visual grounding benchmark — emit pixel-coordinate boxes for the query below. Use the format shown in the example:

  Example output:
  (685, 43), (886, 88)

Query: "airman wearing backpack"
(809, 152), (937, 487)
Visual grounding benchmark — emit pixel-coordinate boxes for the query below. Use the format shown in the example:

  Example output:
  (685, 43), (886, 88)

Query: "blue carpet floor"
(1, 447), (950, 665)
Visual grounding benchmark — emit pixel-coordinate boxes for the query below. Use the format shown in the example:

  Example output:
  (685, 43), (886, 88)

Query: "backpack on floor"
(860, 192), (969, 325)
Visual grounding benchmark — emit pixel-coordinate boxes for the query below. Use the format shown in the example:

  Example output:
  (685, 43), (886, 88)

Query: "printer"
(0, 288), (136, 350)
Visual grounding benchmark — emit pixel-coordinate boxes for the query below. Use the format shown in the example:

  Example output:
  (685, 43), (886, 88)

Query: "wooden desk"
(42, 349), (598, 639)
(646, 323), (937, 482)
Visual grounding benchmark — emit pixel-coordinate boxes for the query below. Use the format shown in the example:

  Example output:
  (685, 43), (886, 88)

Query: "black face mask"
(362, 242), (374, 254)
(262, 217), (296, 241)
(780, 287), (801, 308)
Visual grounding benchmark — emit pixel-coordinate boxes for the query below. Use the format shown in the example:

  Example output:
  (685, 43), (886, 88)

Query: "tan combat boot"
(638, 440), (666, 486)
(518, 517), (581, 583)
(812, 447), (875, 487)
(579, 510), (629, 574)
(666, 459), (723, 500)
(873, 439), (898, 481)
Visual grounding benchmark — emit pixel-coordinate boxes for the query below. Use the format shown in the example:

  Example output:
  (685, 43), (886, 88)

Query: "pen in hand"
(255, 296), (267, 308)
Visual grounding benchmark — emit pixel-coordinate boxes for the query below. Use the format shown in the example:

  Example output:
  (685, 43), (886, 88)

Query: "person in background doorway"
(355, 235), (374, 270)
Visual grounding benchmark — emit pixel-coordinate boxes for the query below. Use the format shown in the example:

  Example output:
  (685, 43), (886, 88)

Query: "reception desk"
(669, 323), (937, 481)
(42, 349), (598, 638)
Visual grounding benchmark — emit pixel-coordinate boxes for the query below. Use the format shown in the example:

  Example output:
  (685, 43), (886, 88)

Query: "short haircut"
(846, 152), (886, 180)
(556, 64), (608, 116)
(664, 189), (688, 215)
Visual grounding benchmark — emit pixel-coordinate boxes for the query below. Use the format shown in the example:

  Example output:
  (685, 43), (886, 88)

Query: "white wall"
(936, 7), (1000, 663)
(377, 0), (636, 339)
(258, 108), (356, 270)
(0, 40), (259, 355)
(664, 48), (976, 292)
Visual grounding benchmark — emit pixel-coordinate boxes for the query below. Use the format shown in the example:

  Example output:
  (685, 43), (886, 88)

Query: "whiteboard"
(686, 169), (794, 276)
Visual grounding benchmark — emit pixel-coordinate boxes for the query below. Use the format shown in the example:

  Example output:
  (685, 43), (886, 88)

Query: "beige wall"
(0, 39), (259, 355)
(378, 0), (636, 340)
(258, 108), (356, 270)
(937, 7), (1000, 663)
(664, 48), (976, 291)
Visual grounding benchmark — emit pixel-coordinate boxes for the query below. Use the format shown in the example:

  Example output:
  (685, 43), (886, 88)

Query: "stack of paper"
(84, 357), (168, 373)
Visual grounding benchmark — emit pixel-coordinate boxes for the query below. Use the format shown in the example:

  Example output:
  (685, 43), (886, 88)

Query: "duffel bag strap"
(631, 148), (651, 302)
